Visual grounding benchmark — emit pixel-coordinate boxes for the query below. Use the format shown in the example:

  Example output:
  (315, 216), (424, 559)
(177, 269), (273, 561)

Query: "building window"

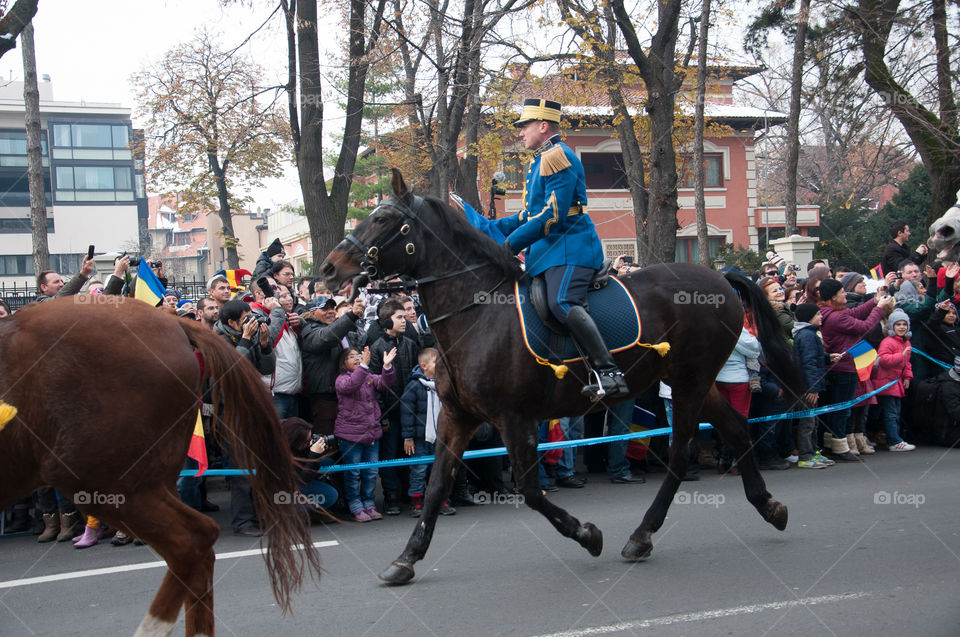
(0, 218), (54, 234)
(55, 166), (135, 202)
(680, 154), (723, 188)
(0, 172), (52, 207)
(582, 153), (629, 190)
(674, 237), (726, 263)
(51, 123), (132, 160)
(0, 130), (48, 168)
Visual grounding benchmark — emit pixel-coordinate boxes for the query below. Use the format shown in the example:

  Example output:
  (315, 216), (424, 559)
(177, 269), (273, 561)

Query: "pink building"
(494, 67), (819, 263)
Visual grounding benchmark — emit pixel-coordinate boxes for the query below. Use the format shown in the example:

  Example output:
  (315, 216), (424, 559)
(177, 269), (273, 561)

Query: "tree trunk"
(211, 162), (239, 269)
(783, 0), (810, 236)
(693, 0), (711, 265)
(21, 21), (48, 275)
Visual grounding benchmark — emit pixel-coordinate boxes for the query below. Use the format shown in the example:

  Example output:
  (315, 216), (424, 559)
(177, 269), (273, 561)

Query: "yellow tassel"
(0, 401), (18, 432)
(638, 341), (671, 357)
(540, 146), (571, 176)
(535, 357), (569, 379)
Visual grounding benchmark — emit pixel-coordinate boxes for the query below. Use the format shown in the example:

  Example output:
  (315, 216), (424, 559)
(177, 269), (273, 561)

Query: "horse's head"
(929, 204), (960, 261)
(321, 169), (425, 298)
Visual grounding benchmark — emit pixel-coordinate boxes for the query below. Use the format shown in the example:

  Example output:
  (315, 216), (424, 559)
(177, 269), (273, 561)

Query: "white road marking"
(531, 592), (871, 636)
(0, 540), (337, 590)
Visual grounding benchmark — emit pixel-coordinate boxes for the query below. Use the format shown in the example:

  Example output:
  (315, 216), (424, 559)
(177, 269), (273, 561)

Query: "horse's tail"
(178, 319), (321, 612)
(723, 272), (806, 404)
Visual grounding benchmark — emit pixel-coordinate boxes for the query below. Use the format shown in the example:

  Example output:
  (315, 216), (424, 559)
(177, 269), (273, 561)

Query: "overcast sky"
(0, 0), (334, 209)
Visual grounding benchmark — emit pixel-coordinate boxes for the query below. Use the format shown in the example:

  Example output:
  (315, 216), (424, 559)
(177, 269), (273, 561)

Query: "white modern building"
(0, 79), (146, 290)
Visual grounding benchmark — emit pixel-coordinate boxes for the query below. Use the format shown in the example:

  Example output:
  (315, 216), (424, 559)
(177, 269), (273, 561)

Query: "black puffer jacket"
(299, 313), (366, 398)
(370, 332), (421, 415)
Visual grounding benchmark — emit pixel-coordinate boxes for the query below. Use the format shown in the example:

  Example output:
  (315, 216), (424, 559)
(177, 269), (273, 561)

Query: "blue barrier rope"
(912, 347), (951, 370)
(181, 378), (904, 477)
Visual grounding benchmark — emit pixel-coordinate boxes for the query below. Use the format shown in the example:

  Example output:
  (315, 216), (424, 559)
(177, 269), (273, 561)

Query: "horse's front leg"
(503, 416), (603, 557)
(378, 409), (477, 586)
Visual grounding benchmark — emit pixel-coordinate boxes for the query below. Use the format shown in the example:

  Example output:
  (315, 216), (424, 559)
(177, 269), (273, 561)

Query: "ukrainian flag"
(847, 340), (878, 381)
(134, 259), (165, 306)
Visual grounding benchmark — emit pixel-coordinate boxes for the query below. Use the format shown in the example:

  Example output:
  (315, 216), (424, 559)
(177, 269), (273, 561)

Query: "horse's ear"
(390, 168), (410, 203)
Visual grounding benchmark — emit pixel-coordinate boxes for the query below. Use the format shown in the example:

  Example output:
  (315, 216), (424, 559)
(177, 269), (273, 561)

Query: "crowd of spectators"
(5, 219), (960, 543)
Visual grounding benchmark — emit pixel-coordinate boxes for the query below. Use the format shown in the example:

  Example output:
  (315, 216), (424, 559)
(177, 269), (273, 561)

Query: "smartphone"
(622, 255), (634, 264)
(256, 276), (275, 298)
(87, 245), (95, 260)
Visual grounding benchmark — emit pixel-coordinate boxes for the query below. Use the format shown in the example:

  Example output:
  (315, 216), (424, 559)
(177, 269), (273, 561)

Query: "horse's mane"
(425, 195), (523, 280)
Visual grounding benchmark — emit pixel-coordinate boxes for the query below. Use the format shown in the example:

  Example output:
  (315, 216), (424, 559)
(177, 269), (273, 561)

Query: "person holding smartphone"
(35, 255), (96, 303)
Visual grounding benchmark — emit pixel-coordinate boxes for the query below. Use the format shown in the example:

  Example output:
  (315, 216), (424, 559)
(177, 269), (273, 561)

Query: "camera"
(311, 433), (336, 446)
(243, 313), (271, 327)
(895, 272), (903, 279)
(622, 255), (634, 264)
(117, 252), (161, 269)
(788, 265), (800, 272)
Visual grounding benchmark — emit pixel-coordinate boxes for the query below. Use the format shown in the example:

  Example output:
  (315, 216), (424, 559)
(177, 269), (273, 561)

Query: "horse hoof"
(377, 561), (415, 586)
(578, 522), (603, 556)
(765, 501), (788, 531)
(620, 538), (653, 562)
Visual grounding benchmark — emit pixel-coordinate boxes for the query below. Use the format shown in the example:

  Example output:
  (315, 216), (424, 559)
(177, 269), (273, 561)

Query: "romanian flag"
(542, 419), (564, 465)
(869, 264), (884, 280)
(847, 340), (878, 381)
(187, 410), (208, 477)
(214, 268), (251, 291)
(134, 259), (165, 306)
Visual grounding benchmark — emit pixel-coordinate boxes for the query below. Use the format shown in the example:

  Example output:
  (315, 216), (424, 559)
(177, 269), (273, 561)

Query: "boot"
(410, 494), (423, 518)
(697, 440), (718, 468)
(73, 525), (103, 549)
(56, 511), (82, 542)
(37, 513), (59, 543)
(565, 306), (629, 400)
(830, 434), (859, 462)
(846, 434), (860, 456)
(384, 492), (401, 516)
(822, 432), (833, 453)
(6, 505), (31, 533)
(854, 433), (876, 455)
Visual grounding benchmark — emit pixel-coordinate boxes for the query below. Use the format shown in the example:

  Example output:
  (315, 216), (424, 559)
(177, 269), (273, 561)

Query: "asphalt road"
(1, 447), (958, 636)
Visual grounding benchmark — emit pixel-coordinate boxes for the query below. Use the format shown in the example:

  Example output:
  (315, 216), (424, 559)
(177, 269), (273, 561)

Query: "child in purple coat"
(335, 345), (396, 522)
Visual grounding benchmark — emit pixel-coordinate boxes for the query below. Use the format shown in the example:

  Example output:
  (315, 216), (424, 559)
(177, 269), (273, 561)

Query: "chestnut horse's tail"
(724, 271), (806, 405)
(178, 319), (321, 612)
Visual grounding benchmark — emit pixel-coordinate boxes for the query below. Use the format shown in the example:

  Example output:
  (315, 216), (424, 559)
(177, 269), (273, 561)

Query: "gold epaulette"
(540, 145), (571, 176)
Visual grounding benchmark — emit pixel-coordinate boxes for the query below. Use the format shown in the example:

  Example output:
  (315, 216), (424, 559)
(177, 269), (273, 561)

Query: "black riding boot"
(565, 305), (630, 400)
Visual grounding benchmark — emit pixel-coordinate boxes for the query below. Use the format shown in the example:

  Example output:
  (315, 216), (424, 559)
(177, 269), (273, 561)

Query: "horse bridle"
(345, 195), (427, 280)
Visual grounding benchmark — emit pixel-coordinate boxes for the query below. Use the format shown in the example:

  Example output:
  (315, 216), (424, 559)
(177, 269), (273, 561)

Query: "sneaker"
(364, 506), (382, 521)
(353, 509), (372, 523)
(890, 441), (916, 451)
(813, 451), (835, 466)
(797, 458), (825, 469)
(748, 375), (762, 392)
(440, 502), (456, 516)
(785, 454), (799, 464)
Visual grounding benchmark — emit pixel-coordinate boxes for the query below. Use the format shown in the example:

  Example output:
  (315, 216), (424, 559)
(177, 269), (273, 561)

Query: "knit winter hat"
(841, 272), (864, 293)
(818, 278), (843, 302)
(265, 237), (284, 258)
(887, 308), (911, 337)
(793, 303), (820, 323)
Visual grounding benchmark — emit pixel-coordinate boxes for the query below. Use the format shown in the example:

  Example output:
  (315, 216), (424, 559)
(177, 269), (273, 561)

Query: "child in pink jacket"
(871, 308), (916, 451)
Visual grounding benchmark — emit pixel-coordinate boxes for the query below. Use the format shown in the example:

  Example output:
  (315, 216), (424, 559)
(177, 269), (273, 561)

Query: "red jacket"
(871, 335), (913, 397)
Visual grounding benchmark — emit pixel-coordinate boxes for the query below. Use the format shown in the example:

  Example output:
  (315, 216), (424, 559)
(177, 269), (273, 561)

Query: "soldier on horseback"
(496, 98), (629, 400)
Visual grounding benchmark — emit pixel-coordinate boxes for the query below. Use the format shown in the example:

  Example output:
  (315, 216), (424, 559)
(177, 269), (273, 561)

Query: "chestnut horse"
(321, 170), (802, 586)
(0, 298), (321, 635)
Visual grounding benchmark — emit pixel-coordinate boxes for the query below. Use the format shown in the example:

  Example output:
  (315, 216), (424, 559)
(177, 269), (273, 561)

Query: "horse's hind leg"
(102, 488), (219, 636)
(379, 409), (478, 586)
(503, 416), (602, 556)
(621, 388), (700, 562)
(702, 387), (788, 530)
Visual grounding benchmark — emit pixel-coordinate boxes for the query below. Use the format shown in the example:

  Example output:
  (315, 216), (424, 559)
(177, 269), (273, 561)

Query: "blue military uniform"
(489, 97), (628, 400)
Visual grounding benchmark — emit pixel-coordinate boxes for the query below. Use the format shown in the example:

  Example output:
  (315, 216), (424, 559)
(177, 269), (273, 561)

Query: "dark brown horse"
(0, 298), (321, 635)
(321, 170), (801, 586)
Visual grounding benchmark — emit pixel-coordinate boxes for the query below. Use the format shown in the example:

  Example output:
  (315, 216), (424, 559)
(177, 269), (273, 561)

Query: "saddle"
(515, 267), (641, 365)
